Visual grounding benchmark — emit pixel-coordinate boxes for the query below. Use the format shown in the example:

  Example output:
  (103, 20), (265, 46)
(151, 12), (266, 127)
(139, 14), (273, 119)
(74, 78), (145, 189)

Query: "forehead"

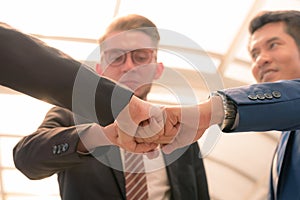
(249, 22), (290, 50)
(101, 30), (155, 51)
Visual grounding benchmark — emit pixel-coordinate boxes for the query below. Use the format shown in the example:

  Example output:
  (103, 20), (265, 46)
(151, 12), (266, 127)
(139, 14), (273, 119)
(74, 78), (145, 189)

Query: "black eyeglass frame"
(102, 48), (156, 67)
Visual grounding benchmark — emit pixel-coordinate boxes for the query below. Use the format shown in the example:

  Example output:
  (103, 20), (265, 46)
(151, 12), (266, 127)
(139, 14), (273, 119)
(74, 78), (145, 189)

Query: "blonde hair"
(98, 14), (160, 48)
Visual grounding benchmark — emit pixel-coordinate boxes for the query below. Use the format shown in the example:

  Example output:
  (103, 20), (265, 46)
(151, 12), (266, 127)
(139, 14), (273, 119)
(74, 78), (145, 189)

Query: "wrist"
(116, 96), (141, 136)
(77, 123), (113, 153)
(128, 95), (147, 124)
(209, 95), (225, 126)
(197, 99), (213, 131)
(211, 91), (238, 132)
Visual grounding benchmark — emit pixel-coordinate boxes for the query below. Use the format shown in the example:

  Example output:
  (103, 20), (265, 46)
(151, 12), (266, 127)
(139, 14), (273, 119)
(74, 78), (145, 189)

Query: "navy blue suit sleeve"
(221, 79), (300, 132)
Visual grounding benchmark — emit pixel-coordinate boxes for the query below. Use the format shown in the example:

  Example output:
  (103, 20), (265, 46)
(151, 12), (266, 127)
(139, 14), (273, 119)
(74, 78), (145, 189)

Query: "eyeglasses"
(102, 48), (154, 67)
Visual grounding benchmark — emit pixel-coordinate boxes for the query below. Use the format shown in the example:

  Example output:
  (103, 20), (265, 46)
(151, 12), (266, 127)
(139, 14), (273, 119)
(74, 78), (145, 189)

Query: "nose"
(121, 53), (136, 72)
(255, 50), (271, 69)
(251, 50), (272, 82)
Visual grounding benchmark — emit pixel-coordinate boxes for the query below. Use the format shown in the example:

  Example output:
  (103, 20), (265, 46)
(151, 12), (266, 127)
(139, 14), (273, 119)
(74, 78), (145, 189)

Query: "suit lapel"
(276, 131), (295, 198)
(165, 162), (179, 200)
(163, 147), (188, 200)
(104, 146), (126, 199)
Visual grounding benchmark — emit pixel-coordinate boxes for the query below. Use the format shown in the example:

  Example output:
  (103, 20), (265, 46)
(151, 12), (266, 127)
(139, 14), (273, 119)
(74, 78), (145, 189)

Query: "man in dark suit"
(13, 14), (210, 200)
(0, 21), (164, 153)
(0, 22), (131, 126)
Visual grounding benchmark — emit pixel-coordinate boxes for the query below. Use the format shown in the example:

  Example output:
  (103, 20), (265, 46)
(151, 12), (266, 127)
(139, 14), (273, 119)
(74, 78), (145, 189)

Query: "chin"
(134, 87), (151, 100)
(262, 76), (279, 83)
(134, 93), (147, 100)
(137, 91), (151, 100)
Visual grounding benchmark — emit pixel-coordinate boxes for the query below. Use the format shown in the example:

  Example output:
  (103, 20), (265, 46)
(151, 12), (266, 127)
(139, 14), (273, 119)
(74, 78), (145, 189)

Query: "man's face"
(249, 22), (300, 83)
(99, 30), (162, 99)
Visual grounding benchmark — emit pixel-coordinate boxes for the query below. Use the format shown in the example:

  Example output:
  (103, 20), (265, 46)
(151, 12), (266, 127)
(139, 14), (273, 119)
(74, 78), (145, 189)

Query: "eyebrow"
(266, 37), (281, 45)
(250, 37), (281, 55)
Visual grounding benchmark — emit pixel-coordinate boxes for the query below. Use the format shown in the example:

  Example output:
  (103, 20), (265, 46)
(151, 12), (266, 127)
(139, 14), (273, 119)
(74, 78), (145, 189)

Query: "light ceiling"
(1, 1), (300, 199)
(2, 0), (300, 96)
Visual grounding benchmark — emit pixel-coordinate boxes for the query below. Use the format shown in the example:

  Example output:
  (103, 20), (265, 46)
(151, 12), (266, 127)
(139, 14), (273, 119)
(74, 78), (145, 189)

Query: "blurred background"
(1, 0), (300, 199)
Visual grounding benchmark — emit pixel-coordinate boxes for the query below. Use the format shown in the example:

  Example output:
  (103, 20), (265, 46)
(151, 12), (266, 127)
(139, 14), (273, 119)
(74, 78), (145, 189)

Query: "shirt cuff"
(77, 123), (112, 154)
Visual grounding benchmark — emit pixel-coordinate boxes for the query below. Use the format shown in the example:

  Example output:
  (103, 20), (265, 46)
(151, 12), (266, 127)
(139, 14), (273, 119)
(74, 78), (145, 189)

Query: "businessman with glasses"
(14, 14), (210, 200)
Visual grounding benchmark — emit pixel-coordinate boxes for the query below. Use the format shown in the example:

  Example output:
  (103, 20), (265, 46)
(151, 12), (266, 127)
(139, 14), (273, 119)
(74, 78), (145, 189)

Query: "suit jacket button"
(264, 93), (273, 99)
(52, 145), (58, 154)
(257, 93), (265, 100)
(62, 143), (69, 152)
(57, 145), (62, 154)
(248, 94), (257, 100)
(272, 91), (281, 98)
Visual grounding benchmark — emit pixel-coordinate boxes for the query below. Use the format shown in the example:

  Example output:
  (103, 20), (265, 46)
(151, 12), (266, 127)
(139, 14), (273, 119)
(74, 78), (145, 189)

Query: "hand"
(116, 95), (164, 137)
(115, 95), (164, 152)
(134, 105), (204, 151)
(108, 122), (159, 153)
(103, 123), (161, 156)
(160, 99), (213, 154)
(77, 121), (159, 154)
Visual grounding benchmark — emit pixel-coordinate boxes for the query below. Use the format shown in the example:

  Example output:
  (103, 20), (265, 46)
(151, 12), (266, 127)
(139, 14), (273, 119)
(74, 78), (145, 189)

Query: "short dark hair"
(249, 10), (300, 49)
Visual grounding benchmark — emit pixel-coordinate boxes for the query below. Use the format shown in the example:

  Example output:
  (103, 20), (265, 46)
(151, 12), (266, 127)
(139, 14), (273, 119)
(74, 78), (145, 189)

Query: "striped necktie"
(124, 151), (148, 200)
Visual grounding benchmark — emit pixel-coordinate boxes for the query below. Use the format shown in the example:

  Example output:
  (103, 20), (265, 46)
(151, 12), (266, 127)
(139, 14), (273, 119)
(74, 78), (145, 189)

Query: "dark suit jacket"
(13, 107), (210, 200)
(0, 22), (133, 126)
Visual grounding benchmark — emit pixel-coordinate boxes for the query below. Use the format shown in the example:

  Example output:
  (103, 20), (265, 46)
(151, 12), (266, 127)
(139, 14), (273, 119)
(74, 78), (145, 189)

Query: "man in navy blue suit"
(232, 10), (300, 200)
(162, 10), (300, 200)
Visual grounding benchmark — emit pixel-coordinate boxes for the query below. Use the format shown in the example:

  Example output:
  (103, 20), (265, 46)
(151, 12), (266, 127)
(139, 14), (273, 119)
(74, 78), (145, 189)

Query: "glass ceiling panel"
(235, 0), (300, 62)
(235, 34), (252, 62)
(40, 39), (99, 62)
(118, 0), (254, 54)
(0, 0), (117, 38)
(263, 0), (300, 10)
(224, 61), (256, 84)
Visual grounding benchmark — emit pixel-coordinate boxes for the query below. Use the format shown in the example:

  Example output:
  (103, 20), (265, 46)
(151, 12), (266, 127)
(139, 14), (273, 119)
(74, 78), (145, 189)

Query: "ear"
(95, 63), (103, 75)
(154, 62), (164, 79)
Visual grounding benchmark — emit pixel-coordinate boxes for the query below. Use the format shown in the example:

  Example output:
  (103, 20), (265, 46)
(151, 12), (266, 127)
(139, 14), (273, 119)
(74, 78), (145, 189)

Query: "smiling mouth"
(261, 70), (277, 81)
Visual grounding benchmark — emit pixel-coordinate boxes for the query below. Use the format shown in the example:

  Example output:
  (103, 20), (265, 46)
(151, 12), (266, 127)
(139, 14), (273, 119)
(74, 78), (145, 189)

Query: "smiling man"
(161, 10), (300, 200)
(249, 19), (300, 83)
(247, 11), (300, 199)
